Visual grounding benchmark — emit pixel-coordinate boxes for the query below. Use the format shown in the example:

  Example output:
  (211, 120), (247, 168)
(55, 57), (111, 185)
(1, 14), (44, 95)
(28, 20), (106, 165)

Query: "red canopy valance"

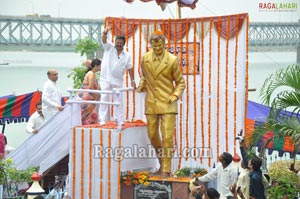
(105, 13), (247, 40)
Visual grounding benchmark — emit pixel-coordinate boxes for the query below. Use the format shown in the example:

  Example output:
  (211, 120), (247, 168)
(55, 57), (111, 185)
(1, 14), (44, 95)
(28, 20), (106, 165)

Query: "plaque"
(134, 181), (172, 199)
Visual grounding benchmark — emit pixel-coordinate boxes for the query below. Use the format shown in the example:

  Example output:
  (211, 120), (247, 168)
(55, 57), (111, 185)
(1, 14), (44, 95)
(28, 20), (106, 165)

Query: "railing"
(67, 87), (134, 130)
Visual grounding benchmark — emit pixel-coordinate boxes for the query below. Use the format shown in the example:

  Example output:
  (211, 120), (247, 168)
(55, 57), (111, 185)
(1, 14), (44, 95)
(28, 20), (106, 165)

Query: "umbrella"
(246, 100), (300, 157)
(123, 0), (198, 14)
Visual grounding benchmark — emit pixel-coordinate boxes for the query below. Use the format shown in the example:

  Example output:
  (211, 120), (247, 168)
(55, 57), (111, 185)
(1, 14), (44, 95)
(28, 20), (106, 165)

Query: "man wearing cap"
(137, 30), (186, 177)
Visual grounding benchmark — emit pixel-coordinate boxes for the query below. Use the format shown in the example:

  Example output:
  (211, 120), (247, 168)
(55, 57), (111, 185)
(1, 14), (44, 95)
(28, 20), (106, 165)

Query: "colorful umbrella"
(246, 100), (300, 157)
(123, 0), (198, 11)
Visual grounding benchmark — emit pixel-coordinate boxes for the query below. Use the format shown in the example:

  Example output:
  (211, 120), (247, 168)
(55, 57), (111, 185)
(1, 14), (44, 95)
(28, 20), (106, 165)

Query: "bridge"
(0, 15), (299, 58)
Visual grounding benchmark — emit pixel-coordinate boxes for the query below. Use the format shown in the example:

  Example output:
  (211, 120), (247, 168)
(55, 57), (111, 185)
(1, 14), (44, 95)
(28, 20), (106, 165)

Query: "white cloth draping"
(7, 103), (81, 174)
(69, 126), (157, 199)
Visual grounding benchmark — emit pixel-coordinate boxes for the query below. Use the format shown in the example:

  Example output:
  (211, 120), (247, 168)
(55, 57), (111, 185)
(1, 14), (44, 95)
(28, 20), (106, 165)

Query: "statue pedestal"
(121, 177), (191, 199)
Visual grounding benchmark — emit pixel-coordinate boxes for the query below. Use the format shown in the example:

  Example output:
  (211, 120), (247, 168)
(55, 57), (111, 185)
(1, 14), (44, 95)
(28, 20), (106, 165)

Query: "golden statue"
(137, 30), (186, 177)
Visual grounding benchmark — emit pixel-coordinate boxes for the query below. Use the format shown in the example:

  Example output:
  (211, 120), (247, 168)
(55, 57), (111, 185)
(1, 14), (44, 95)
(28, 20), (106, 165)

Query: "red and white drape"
(104, 13), (249, 170)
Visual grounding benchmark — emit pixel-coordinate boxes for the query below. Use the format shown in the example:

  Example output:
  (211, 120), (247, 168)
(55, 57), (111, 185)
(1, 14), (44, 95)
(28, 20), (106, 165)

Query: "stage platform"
(69, 121), (158, 199)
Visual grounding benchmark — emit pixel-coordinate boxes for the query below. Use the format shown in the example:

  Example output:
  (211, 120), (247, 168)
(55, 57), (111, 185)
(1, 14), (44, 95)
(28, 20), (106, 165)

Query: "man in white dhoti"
(98, 26), (135, 124)
(42, 69), (64, 121)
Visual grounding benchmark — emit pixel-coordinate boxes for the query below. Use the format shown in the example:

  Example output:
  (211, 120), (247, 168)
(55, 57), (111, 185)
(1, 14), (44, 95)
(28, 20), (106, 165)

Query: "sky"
(0, 0), (299, 22)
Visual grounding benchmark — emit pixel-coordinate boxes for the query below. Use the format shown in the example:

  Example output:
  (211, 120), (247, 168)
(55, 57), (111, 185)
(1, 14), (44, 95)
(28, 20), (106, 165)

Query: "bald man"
(42, 69), (64, 120)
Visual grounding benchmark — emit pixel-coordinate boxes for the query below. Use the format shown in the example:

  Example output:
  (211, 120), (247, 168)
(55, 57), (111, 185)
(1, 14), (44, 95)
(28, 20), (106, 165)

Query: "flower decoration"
(174, 167), (208, 178)
(192, 167), (208, 178)
(174, 167), (192, 177)
(121, 170), (150, 186)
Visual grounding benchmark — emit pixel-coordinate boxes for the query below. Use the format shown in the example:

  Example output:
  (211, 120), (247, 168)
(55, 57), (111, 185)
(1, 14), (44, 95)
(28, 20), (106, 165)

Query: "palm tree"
(259, 64), (300, 156)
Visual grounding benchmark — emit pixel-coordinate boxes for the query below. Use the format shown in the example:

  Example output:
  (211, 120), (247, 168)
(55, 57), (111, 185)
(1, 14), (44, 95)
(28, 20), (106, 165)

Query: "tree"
(258, 64), (300, 157)
(74, 37), (99, 59)
(68, 37), (100, 88)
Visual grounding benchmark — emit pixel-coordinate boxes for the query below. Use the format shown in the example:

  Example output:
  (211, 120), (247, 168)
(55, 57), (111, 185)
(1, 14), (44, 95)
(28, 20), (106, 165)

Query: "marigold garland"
(138, 19), (142, 76)
(200, 18), (205, 164)
(208, 18), (213, 167)
(225, 16), (230, 152)
(216, 17), (221, 159)
(125, 19), (129, 120)
(108, 130), (112, 199)
(245, 15), (249, 132)
(99, 130), (103, 199)
(185, 19), (190, 160)
(131, 21), (136, 119)
(179, 22), (184, 166)
(80, 128), (84, 199)
(118, 133), (122, 199)
(193, 19), (197, 160)
(72, 128), (76, 199)
(233, 15), (240, 154)
(88, 129), (93, 199)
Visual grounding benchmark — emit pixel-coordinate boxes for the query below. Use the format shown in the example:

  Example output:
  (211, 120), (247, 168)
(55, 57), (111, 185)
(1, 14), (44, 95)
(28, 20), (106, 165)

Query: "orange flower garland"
(208, 18), (213, 167)
(233, 15), (240, 154)
(200, 18), (205, 164)
(216, 17), (221, 159)
(118, 133), (122, 199)
(99, 130), (103, 199)
(88, 129), (93, 199)
(225, 16), (230, 152)
(131, 21), (136, 119)
(80, 128), (84, 199)
(193, 19), (197, 160)
(71, 128), (76, 199)
(245, 15), (249, 131)
(108, 130), (112, 199)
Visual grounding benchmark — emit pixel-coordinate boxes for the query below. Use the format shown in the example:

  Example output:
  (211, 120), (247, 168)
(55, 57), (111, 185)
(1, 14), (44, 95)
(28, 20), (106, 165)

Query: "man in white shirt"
(193, 152), (238, 199)
(26, 101), (45, 134)
(42, 69), (64, 121)
(99, 26), (136, 124)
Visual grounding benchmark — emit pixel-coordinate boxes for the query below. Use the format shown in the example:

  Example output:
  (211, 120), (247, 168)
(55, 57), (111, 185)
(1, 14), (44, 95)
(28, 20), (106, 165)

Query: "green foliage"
(69, 37), (100, 88)
(267, 176), (297, 199)
(0, 158), (38, 184)
(258, 64), (300, 141)
(192, 167), (208, 177)
(67, 64), (86, 89)
(174, 167), (191, 177)
(252, 64), (300, 159)
(267, 160), (300, 199)
(75, 37), (99, 59)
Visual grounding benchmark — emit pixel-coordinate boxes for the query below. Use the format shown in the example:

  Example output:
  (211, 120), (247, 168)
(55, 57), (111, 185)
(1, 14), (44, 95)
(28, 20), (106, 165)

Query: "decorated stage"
(69, 121), (158, 199)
